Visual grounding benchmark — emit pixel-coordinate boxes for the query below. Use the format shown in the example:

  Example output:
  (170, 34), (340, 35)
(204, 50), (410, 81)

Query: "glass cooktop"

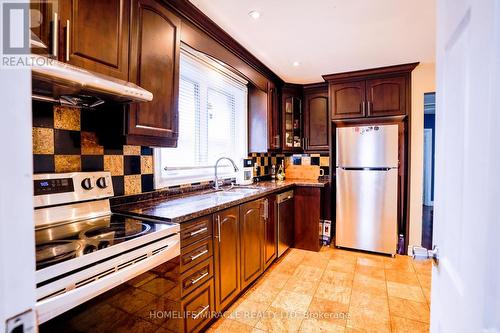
(35, 214), (173, 270)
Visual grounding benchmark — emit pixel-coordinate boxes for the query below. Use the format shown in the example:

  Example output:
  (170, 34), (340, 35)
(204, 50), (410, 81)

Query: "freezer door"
(335, 167), (398, 254)
(336, 124), (399, 168)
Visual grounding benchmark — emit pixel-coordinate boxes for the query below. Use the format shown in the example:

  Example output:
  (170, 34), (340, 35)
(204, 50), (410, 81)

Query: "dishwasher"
(277, 190), (294, 257)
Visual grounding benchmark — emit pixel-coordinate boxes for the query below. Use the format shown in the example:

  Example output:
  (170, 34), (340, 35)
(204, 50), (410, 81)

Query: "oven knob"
(96, 177), (108, 189)
(98, 241), (110, 249)
(81, 177), (93, 190)
(83, 245), (97, 254)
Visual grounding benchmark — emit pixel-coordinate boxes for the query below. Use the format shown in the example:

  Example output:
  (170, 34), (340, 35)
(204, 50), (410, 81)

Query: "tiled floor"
(207, 246), (432, 333)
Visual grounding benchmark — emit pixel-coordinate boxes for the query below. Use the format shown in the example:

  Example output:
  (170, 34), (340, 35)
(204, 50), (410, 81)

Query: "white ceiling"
(189, 0), (436, 84)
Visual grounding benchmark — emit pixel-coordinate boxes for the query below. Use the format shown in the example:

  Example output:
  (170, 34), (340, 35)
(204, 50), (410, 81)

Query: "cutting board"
(285, 165), (321, 180)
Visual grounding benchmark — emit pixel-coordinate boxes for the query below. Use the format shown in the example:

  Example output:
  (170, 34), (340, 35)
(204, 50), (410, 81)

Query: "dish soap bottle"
(277, 160), (285, 181)
(271, 164), (276, 180)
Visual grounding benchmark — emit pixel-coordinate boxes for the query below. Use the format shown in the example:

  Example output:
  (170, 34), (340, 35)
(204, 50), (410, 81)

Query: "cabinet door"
(294, 187), (321, 252)
(248, 85), (269, 153)
(264, 196), (277, 269)
(239, 199), (264, 289)
(268, 82), (281, 150)
(127, 0), (180, 146)
(304, 90), (329, 151)
(366, 76), (407, 117)
(60, 0), (130, 80)
(213, 207), (240, 312)
(330, 81), (366, 119)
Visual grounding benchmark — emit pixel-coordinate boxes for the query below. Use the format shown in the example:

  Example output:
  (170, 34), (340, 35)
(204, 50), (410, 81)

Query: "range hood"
(31, 55), (153, 108)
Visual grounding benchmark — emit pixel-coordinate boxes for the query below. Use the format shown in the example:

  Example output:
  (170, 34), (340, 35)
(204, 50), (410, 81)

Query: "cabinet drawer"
(180, 238), (213, 273)
(182, 278), (215, 333)
(181, 216), (212, 248)
(181, 259), (213, 298)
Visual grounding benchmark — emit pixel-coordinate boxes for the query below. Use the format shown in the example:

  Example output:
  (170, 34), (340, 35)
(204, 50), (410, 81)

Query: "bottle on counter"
(277, 160), (285, 181)
(271, 164), (276, 180)
(254, 163), (260, 181)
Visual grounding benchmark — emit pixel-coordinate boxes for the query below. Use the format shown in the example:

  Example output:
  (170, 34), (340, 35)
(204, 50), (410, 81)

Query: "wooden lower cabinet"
(264, 196), (277, 269)
(239, 199), (265, 289)
(213, 207), (240, 312)
(294, 187), (321, 252)
(181, 279), (215, 333)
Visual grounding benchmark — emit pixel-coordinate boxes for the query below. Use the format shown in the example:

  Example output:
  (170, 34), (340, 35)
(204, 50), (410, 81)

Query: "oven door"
(37, 234), (181, 332)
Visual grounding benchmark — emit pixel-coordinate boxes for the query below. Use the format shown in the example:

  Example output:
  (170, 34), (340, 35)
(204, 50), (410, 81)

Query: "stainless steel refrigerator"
(335, 124), (399, 255)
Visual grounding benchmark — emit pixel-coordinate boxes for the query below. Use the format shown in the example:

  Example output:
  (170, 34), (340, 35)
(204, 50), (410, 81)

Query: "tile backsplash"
(32, 102), (331, 198)
(249, 152), (330, 176)
(32, 102), (154, 196)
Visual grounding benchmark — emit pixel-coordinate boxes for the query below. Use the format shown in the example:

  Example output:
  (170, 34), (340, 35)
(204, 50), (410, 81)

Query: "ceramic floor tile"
(388, 297), (430, 323)
(384, 269), (420, 286)
(355, 265), (385, 280)
(283, 276), (320, 296)
(228, 298), (270, 327)
(292, 265), (325, 282)
(417, 274), (432, 290)
(321, 270), (354, 287)
(357, 257), (385, 268)
(314, 282), (351, 305)
(327, 260), (357, 274)
(346, 308), (391, 333)
(390, 316), (430, 333)
(207, 318), (256, 333)
(254, 306), (305, 333)
(386, 282), (426, 302)
(298, 317), (345, 333)
(349, 290), (389, 313)
(271, 289), (313, 313)
(351, 275), (387, 296)
(307, 296), (349, 326)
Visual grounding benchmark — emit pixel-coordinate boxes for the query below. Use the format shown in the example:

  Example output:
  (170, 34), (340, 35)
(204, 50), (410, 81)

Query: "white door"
(432, 0), (500, 332)
(0, 1), (37, 331)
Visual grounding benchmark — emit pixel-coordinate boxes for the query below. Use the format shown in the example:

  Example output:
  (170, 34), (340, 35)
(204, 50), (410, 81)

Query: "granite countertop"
(112, 179), (329, 223)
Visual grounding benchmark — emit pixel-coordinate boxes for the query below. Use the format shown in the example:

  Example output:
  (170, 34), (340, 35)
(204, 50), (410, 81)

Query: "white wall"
(408, 63), (436, 250)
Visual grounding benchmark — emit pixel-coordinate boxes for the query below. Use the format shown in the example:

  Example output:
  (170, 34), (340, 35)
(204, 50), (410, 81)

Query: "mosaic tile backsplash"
(249, 152), (330, 177)
(32, 102), (153, 196)
(32, 102), (331, 198)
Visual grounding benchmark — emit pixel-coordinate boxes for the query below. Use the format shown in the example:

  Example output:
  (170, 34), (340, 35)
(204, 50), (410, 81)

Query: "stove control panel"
(34, 172), (114, 208)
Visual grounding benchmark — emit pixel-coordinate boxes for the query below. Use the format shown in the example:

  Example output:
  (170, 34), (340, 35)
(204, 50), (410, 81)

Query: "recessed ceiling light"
(292, 61), (300, 67)
(248, 10), (261, 19)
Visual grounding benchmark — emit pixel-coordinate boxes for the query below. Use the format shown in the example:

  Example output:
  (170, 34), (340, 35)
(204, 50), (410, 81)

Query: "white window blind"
(154, 48), (248, 188)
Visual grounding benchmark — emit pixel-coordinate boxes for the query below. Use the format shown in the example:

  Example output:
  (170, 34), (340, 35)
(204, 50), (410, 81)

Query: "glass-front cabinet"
(282, 84), (303, 151)
(284, 97), (302, 149)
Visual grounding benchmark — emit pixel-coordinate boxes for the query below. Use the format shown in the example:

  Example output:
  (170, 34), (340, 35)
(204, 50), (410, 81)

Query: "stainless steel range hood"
(31, 55), (153, 108)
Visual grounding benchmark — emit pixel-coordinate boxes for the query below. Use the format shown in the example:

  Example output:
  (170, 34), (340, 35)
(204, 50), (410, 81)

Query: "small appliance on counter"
(33, 171), (180, 326)
(236, 158), (254, 185)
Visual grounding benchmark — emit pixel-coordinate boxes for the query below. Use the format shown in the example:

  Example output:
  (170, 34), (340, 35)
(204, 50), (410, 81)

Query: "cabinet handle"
(361, 101), (365, 115)
(367, 101), (371, 114)
(65, 20), (70, 62)
(216, 215), (221, 243)
(263, 199), (269, 220)
(192, 304), (210, 320)
(189, 227), (207, 237)
(52, 12), (58, 58)
(190, 271), (209, 285)
(190, 249), (208, 261)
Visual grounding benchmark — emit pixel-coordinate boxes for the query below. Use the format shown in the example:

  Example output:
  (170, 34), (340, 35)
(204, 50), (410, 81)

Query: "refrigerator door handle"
(339, 167), (393, 171)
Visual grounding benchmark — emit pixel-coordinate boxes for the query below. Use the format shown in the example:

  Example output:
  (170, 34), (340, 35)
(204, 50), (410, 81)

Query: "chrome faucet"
(214, 157), (239, 190)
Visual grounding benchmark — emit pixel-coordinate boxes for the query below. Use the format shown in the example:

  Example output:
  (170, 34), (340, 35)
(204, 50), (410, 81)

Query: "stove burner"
(83, 221), (151, 241)
(36, 240), (83, 269)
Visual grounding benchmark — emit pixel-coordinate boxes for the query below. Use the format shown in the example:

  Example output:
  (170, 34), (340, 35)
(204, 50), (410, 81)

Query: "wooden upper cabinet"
(127, 0), (180, 147)
(366, 76), (406, 117)
(268, 82), (281, 150)
(60, 0), (130, 80)
(324, 63), (418, 121)
(239, 199), (264, 289)
(213, 207), (240, 312)
(330, 81), (366, 120)
(304, 85), (329, 152)
(248, 85), (269, 153)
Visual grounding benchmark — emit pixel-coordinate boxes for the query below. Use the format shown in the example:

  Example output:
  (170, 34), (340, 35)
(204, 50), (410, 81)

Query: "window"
(154, 47), (248, 188)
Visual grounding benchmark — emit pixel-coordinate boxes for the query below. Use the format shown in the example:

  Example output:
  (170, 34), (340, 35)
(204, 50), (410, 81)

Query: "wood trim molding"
(322, 62), (419, 82)
(161, 0), (283, 85)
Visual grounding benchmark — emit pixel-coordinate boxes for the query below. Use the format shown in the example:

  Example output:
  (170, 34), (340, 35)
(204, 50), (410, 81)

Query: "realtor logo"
(0, 1), (53, 68)
(2, 2), (30, 55)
